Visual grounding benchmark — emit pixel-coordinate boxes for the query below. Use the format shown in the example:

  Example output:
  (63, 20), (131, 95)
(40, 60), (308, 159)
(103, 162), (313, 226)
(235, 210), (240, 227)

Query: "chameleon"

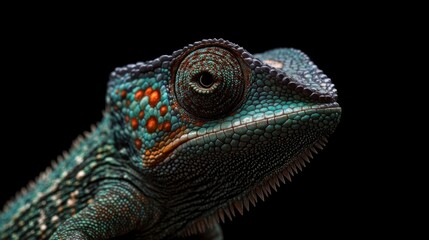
(0, 39), (341, 240)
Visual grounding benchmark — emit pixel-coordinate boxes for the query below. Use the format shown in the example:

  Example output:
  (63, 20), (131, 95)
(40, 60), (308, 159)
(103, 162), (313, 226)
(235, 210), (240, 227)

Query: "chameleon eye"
(174, 46), (247, 119)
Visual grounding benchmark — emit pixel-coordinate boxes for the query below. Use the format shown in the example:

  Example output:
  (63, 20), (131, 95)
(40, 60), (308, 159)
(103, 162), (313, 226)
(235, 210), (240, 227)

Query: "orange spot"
(160, 105), (168, 116)
(144, 87), (153, 96)
(131, 118), (139, 130)
(135, 138), (142, 150)
(138, 111), (145, 119)
(158, 124), (163, 131)
(145, 149), (151, 156)
(149, 90), (160, 107)
(135, 89), (144, 101)
(115, 89), (119, 94)
(126, 100), (131, 107)
(121, 90), (127, 99)
(146, 116), (158, 133)
(125, 115), (130, 123)
(163, 121), (171, 132)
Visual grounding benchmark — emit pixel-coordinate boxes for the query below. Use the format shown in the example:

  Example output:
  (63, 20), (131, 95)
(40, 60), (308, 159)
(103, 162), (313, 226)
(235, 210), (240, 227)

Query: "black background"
(0, 9), (402, 239)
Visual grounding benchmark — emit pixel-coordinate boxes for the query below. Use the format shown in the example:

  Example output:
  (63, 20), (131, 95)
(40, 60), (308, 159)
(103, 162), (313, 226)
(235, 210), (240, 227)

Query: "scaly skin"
(0, 39), (341, 240)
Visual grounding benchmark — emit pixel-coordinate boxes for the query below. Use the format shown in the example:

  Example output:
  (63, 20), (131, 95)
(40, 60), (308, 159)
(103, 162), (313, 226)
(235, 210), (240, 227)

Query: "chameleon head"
(107, 39), (341, 235)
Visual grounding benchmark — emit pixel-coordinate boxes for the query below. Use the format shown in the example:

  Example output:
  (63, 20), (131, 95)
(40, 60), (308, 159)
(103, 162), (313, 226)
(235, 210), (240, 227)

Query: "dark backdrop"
(0, 13), (391, 239)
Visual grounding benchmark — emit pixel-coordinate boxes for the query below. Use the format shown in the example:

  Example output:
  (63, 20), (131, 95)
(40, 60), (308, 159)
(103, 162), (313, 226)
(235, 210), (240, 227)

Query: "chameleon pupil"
(198, 72), (214, 88)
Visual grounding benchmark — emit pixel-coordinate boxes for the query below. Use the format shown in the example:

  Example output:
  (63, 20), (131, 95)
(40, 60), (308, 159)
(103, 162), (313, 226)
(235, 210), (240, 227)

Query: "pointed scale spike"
(315, 142), (324, 149)
(310, 146), (318, 154)
(283, 170), (292, 182)
(278, 172), (286, 184)
(51, 160), (58, 168)
(218, 209), (225, 223)
(274, 177), (280, 187)
(189, 225), (196, 235)
(299, 158), (306, 168)
(205, 217), (212, 229)
(295, 161), (303, 171)
(202, 218), (208, 228)
(302, 154), (310, 163)
(197, 221), (204, 233)
(255, 187), (265, 201)
(201, 220), (207, 232)
(249, 192), (257, 207)
(290, 164), (298, 174)
(322, 136), (328, 143)
(243, 198), (250, 211)
(234, 201), (244, 215)
(229, 204), (236, 217)
(306, 149), (314, 159)
(287, 166), (295, 176)
(84, 131), (91, 138)
(261, 183), (269, 195)
(213, 213), (219, 224)
(269, 178), (277, 189)
(224, 207), (233, 221)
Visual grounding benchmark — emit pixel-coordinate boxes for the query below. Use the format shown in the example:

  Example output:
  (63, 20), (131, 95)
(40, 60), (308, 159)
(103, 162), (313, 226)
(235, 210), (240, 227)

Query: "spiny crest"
(1, 120), (103, 213)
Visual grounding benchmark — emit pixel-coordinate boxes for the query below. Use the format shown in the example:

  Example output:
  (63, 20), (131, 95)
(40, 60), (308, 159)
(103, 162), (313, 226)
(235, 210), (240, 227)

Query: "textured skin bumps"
(0, 39), (340, 240)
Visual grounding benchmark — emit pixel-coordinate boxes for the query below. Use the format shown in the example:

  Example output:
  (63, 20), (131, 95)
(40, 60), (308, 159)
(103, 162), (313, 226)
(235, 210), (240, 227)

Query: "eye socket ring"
(173, 46), (247, 119)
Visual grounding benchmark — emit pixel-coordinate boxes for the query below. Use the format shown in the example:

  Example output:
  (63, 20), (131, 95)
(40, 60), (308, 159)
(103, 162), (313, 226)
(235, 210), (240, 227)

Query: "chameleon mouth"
(180, 136), (329, 236)
(143, 104), (340, 167)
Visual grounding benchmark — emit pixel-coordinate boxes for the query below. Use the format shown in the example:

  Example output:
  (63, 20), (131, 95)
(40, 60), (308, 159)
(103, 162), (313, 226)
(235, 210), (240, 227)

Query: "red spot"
(135, 138), (142, 150)
(126, 100), (131, 107)
(125, 115), (130, 123)
(160, 105), (168, 116)
(121, 90), (127, 99)
(145, 87), (153, 96)
(158, 124), (163, 131)
(149, 90), (160, 108)
(115, 89), (119, 94)
(138, 111), (145, 119)
(146, 116), (158, 133)
(163, 121), (171, 132)
(131, 118), (139, 130)
(135, 89), (144, 101)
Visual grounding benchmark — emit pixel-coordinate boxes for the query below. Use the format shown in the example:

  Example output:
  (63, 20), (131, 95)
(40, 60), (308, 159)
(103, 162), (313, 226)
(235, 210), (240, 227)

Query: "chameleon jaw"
(179, 136), (329, 236)
(143, 104), (340, 167)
